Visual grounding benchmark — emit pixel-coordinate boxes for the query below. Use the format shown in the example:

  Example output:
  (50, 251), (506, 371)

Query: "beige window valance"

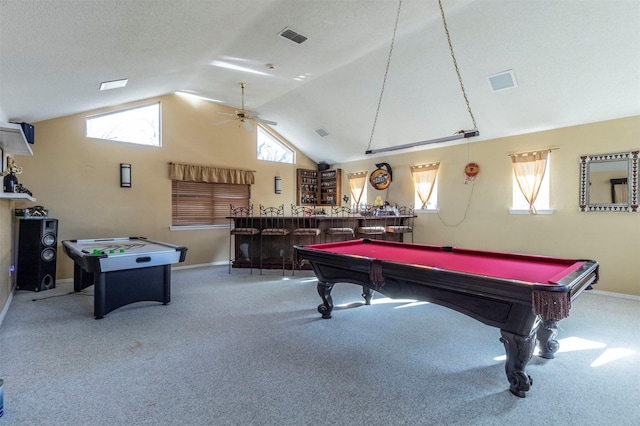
(169, 163), (255, 184)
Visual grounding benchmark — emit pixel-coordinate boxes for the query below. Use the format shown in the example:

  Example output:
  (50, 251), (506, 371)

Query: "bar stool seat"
(356, 204), (386, 239)
(293, 228), (322, 237)
(233, 227), (260, 235)
(325, 206), (356, 242)
(385, 205), (414, 242)
(229, 205), (259, 273)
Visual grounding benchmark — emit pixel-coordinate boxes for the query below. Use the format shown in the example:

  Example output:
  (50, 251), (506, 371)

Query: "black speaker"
(16, 219), (58, 292)
(20, 122), (34, 144)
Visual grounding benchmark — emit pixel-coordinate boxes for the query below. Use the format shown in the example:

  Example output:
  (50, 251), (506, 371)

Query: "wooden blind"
(172, 181), (250, 226)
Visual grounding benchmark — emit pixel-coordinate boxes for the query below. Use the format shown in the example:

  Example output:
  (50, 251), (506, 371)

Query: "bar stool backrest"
(326, 205), (356, 241)
(291, 205), (321, 237)
(385, 205), (414, 242)
(356, 204), (387, 238)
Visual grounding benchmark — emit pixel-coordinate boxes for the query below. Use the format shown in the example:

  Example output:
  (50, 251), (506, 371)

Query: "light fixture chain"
(439, 0), (477, 131)
(366, 0), (403, 153)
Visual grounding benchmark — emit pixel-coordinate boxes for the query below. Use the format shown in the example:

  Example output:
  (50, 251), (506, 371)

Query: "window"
(172, 181), (250, 226)
(411, 163), (439, 211)
(414, 178), (438, 210)
(86, 102), (160, 146)
(257, 125), (294, 163)
(511, 151), (551, 214)
(348, 171), (368, 209)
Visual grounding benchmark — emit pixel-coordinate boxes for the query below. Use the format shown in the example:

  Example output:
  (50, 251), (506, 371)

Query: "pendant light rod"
(365, 130), (478, 155)
(365, 0), (480, 156)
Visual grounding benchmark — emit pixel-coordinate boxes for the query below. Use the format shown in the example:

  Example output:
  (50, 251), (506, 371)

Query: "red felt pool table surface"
(305, 239), (585, 285)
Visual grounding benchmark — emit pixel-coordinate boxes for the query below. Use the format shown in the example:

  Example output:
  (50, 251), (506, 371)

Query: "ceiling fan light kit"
(214, 82), (277, 131)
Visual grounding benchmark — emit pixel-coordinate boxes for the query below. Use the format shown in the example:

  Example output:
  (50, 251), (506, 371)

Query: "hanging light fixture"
(365, 0), (479, 155)
(366, 130), (479, 155)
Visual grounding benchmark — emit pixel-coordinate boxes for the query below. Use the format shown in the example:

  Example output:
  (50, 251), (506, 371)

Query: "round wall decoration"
(369, 163), (393, 190)
(464, 162), (480, 183)
(464, 162), (480, 177)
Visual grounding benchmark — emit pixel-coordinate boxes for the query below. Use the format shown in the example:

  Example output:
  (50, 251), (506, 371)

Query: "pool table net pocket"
(532, 290), (571, 321)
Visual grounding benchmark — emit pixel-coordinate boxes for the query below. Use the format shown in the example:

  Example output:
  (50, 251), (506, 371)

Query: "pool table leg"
(536, 320), (559, 359)
(317, 281), (335, 319)
(362, 286), (372, 305)
(500, 328), (536, 397)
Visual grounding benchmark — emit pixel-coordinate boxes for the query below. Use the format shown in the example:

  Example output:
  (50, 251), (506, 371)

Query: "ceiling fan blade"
(216, 111), (236, 117)
(213, 119), (235, 126)
(243, 120), (253, 131)
(255, 117), (278, 126)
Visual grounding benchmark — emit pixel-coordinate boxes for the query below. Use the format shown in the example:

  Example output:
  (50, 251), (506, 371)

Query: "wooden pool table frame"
(295, 239), (599, 397)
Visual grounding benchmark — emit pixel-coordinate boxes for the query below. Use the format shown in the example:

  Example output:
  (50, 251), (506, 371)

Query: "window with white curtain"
(511, 152), (552, 214)
(411, 163), (439, 211)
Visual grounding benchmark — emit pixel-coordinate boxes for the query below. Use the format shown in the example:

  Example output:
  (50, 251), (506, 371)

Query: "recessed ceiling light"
(100, 79), (128, 91)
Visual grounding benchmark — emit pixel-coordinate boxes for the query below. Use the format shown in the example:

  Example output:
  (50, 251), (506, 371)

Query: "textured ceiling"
(1, 0), (639, 163)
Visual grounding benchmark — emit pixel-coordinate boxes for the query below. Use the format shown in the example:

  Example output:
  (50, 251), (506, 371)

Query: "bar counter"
(227, 214), (415, 270)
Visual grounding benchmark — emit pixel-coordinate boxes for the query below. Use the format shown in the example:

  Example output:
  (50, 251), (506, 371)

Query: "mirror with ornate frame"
(579, 151), (638, 212)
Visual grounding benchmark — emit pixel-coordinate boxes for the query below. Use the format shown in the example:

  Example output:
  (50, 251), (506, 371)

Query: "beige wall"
(336, 116), (640, 296)
(0, 93), (316, 312)
(0, 199), (15, 317)
(1, 98), (638, 317)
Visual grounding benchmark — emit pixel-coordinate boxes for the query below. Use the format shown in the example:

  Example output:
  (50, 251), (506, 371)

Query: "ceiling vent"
(487, 70), (517, 91)
(279, 27), (308, 45)
(314, 128), (329, 137)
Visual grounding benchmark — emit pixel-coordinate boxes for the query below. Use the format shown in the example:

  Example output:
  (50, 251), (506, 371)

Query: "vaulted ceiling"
(1, 0), (638, 164)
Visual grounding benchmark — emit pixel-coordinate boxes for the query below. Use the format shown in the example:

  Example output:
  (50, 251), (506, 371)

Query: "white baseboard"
(173, 261), (229, 270)
(589, 289), (640, 301)
(0, 288), (14, 327)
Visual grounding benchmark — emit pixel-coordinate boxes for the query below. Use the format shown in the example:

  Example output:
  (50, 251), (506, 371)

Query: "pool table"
(294, 239), (599, 397)
(62, 237), (188, 319)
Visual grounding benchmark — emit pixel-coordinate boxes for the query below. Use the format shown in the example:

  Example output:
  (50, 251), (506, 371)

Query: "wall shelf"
(0, 193), (36, 202)
(0, 122), (33, 156)
(296, 168), (341, 206)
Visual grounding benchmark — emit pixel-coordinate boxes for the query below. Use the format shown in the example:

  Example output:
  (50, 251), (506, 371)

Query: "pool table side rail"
(304, 239), (583, 265)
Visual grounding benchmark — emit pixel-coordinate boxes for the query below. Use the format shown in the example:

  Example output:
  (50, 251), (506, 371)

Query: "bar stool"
(291, 204), (321, 274)
(385, 205), (414, 242)
(356, 204), (387, 240)
(259, 204), (290, 275)
(229, 205), (259, 274)
(325, 205), (356, 242)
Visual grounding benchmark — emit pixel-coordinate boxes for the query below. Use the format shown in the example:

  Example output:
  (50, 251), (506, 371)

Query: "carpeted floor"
(0, 265), (639, 425)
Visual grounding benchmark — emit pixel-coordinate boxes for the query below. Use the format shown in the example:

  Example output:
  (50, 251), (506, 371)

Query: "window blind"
(172, 181), (250, 226)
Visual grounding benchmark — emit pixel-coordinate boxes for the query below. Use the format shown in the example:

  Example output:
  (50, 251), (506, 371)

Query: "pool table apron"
(296, 244), (599, 397)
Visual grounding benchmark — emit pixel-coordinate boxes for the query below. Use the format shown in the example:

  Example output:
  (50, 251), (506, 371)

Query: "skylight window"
(86, 102), (161, 146)
(99, 78), (128, 91)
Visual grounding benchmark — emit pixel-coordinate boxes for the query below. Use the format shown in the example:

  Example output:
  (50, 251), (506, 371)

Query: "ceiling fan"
(214, 82), (277, 131)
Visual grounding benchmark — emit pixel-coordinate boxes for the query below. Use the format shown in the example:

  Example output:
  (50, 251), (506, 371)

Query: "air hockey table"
(62, 237), (188, 318)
